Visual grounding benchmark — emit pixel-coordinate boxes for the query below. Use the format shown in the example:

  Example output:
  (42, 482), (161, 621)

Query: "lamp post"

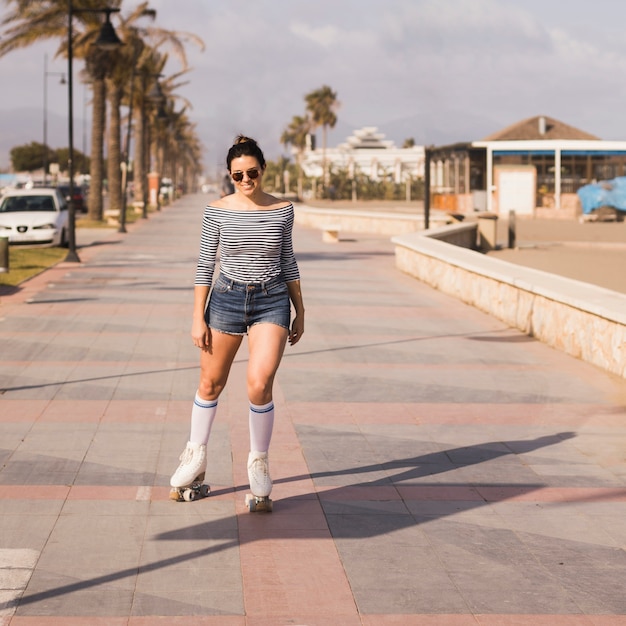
(424, 146), (432, 231)
(43, 54), (66, 186)
(65, 2), (122, 263)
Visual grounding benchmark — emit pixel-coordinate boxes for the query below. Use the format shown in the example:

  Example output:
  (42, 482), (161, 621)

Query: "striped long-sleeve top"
(194, 203), (300, 286)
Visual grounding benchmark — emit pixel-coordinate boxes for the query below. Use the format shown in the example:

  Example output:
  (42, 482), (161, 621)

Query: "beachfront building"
(301, 127), (425, 184)
(429, 115), (626, 218)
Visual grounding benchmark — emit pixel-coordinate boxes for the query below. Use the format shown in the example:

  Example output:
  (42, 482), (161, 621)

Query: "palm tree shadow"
(295, 431), (577, 487)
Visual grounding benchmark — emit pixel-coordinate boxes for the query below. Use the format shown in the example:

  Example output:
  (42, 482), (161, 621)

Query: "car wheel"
(60, 228), (68, 248)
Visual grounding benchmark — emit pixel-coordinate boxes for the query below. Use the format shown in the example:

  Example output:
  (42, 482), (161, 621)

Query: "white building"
(429, 115), (626, 218)
(301, 127), (425, 183)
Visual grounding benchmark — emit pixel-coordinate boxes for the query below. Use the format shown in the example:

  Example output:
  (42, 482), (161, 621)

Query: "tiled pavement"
(0, 194), (625, 625)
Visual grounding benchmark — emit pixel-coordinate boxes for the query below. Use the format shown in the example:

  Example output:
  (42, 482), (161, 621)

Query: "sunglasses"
(231, 168), (260, 182)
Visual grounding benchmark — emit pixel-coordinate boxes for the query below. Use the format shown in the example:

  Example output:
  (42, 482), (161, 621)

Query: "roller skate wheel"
(245, 494), (272, 512)
(183, 489), (196, 502)
(199, 484), (210, 498)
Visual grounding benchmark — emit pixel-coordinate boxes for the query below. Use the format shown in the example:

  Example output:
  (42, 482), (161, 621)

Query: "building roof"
(338, 127), (395, 150)
(481, 115), (600, 141)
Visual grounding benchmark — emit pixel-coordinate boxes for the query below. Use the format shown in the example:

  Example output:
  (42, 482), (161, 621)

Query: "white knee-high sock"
(249, 401), (274, 453)
(189, 393), (218, 445)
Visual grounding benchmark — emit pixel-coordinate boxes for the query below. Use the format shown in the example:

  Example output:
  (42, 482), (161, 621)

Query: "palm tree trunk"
(133, 100), (145, 211)
(88, 77), (106, 221)
(322, 125), (329, 188)
(143, 115), (151, 213)
(296, 152), (303, 200)
(107, 80), (122, 216)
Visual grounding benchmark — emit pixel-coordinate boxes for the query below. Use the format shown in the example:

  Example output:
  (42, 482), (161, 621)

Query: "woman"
(170, 135), (305, 503)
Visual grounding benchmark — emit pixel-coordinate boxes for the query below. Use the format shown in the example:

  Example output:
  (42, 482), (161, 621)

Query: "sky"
(2, 0), (626, 175)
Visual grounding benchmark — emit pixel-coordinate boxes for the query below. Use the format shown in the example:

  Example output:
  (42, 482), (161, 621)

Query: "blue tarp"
(577, 176), (626, 214)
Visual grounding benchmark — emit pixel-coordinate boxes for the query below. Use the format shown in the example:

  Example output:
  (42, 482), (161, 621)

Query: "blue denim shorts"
(207, 273), (291, 336)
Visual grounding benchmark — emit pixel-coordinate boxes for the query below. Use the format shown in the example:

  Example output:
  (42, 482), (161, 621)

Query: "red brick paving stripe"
(1, 484), (625, 504)
(7, 615), (128, 626)
(0, 485), (70, 499)
(131, 618), (246, 626)
(8, 618), (247, 625)
(361, 617), (480, 625)
(6, 615), (624, 625)
(238, 534), (359, 620)
(477, 616), (626, 625)
(361, 617), (626, 625)
(244, 618), (363, 626)
(476, 486), (626, 503)
(287, 401), (623, 426)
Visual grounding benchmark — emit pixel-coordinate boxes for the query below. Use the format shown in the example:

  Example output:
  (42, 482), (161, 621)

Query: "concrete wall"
(393, 229), (626, 379)
(294, 204), (625, 378)
(294, 205), (448, 236)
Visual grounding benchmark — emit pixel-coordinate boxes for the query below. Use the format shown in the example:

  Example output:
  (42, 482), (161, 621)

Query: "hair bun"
(234, 135), (256, 146)
(226, 134), (266, 169)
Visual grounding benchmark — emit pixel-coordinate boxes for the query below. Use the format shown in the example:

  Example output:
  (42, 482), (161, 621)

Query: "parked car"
(0, 188), (68, 246)
(56, 183), (87, 213)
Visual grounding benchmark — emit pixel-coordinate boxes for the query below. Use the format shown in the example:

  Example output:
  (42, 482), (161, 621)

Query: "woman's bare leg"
(246, 323), (289, 404)
(198, 330), (243, 400)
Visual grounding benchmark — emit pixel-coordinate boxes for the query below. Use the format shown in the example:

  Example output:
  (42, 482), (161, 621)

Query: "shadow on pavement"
(11, 431), (581, 609)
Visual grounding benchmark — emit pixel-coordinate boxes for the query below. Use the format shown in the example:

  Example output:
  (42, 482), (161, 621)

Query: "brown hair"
(226, 135), (266, 171)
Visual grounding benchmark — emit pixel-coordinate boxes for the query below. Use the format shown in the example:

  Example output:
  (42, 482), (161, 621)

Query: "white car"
(0, 188), (68, 246)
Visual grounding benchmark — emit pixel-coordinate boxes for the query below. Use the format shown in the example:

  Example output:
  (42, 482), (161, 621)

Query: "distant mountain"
(0, 104), (505, 173)
(325, 110), (501, 150)
(0, 107), (73, 170)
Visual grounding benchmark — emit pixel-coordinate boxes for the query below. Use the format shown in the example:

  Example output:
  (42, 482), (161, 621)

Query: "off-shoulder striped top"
(194, 203), (300, 286)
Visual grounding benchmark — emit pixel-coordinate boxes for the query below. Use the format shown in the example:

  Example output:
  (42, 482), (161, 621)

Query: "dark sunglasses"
(231, 168), (260, 182)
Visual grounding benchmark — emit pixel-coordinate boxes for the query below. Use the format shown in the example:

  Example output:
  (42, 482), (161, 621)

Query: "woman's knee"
(247, 377), (273, 404)
(198, 376), (226, 400)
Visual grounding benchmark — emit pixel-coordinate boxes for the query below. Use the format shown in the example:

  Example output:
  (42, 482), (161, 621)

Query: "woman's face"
(230, 156), (263, 196)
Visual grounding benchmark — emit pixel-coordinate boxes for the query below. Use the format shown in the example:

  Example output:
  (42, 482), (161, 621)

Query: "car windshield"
(0, 195), (57, 213)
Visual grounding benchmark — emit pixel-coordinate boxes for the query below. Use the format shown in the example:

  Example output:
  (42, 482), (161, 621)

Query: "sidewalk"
(1, 193), (625, 625)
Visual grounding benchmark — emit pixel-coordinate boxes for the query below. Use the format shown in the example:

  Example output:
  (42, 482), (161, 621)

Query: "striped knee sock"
(189, 393), (218, 445)
(249, 401), (274, 452)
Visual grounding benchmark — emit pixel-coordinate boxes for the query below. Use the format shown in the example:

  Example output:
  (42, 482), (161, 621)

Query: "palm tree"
(125, 31), (203, 213)
(156, 104), (202, 198)
(135, 63), (197, 209)
(305, 85), (339, 188)
(105, 3), (203, 219)
(103, 4), (156, 219)
(0, 0), (123, 220)
(281, 114), (310, 199)
(83, 44), (110, 220)
(0, 1), (203, 220)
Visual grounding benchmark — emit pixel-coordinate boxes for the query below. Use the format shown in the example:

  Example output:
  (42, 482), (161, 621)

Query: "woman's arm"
(191, 285), (212, 351)
(287, 279), (304, 345)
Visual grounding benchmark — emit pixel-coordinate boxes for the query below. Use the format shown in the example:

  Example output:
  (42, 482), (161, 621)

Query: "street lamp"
(65, 2), (122, 263)
(43, 53), (66, 186)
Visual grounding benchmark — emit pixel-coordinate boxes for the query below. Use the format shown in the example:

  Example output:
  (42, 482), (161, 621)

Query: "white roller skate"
(245, 451), (273, 512)
(169, 442), (210, 502)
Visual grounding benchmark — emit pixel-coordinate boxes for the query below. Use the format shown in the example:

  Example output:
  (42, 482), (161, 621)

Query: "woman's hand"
(289, 314), (304, 346)
(191, 318), (211, 352)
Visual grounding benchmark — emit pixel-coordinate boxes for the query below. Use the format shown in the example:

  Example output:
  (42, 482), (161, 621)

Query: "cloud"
(3, 0), (626, 171)
(289, 22), (340, 48)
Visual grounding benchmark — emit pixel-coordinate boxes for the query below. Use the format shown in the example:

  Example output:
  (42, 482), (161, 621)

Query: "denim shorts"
(207, 273), (291, 335)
